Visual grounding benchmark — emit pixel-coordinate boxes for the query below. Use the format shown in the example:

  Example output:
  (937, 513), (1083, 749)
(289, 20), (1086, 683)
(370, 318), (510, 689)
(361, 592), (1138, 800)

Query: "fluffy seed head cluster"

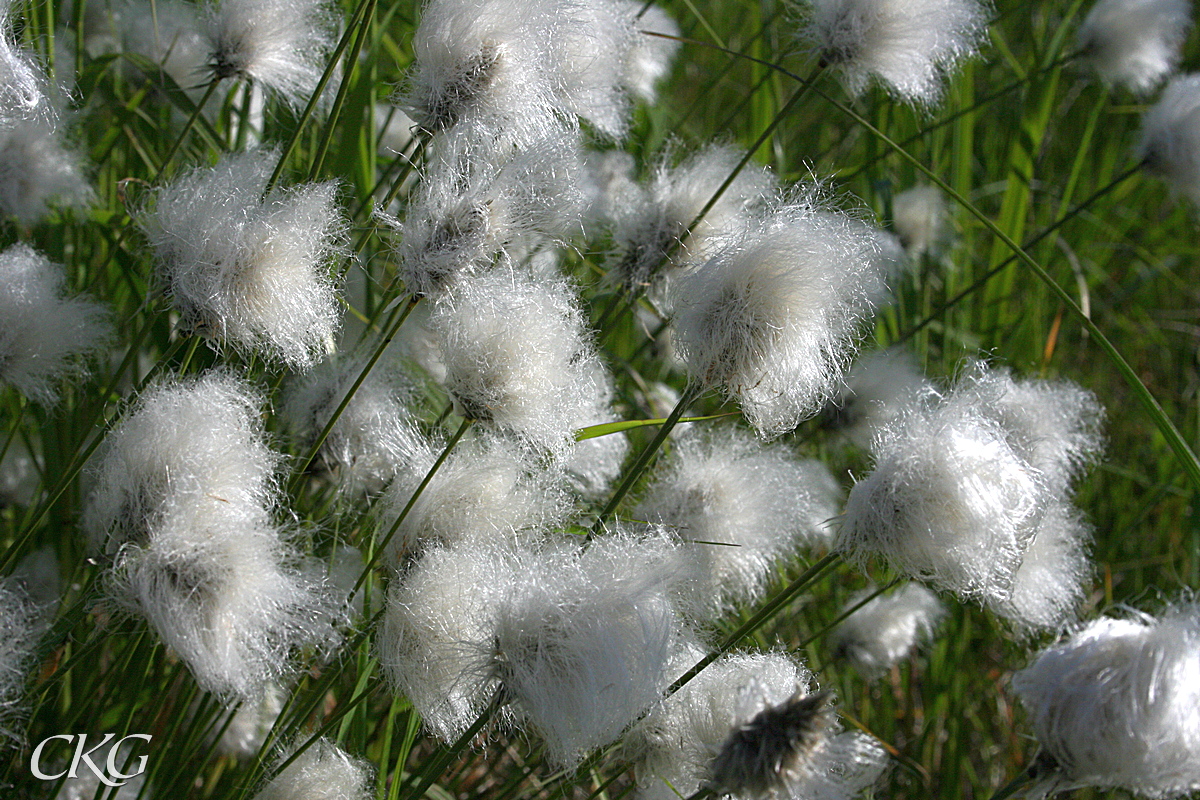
(612, 144), (776, 294)
(825, 348), (932, 451)
(670, 192), (884, 438)
(1140, 73), (1200, 204)
(636, 426), (840, 619)
(492, 529), (684, 767)
(1012, 603), (1200, 798)
(0, 580), (39, 738)
(381, 434), (569, 560)
(0, 0), (48, 120)
(84, 372), (340, 700)
(254, 738), (374, 800)
(1078, 0), (1192, 94)
(802, 0), (991, 105)
(560, 359), (630, 498)
(388, 132), (585, 297)
(838, 363), (1102, 629)
(831, 583), (946, 677)
(430, 268), (602, 455)
(0, 244), (110, 405)
(632, 651), (887, 800)
(205, 0), (340, 110)
(283, 357), (426, 494)
(143, 148), (347, 369)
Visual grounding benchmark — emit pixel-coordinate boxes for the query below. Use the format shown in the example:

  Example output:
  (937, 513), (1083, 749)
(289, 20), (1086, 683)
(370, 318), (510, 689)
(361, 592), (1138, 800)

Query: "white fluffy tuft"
(831, 583), (946, 677)
(1078, 0), (1192, 94)
(827, 347), (932, 451)
(802, 0), (991, 106)
(619, 2), (680, 102)
(669, 192), (884, 438)
(143, 148), (347, 369)
(0, 110), (91, 223)
(0, 244), (110, 405)
(1141, 73), (1200, 205)
(561, 359), (630, 498)
(430, 268), (603, 455)
(636, 425), (841, 619)
(0, 579), (39, 739)
(0, 0), (49, 120)
(206, 0), (340, 111)
(1012, 603), (1200, 799)
(254, 738), (374, 800)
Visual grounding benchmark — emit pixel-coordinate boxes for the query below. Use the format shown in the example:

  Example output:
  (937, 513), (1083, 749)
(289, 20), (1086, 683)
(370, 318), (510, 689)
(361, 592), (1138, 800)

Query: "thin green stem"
(308, 0), (380, 182)
(152, 79), (221, 182)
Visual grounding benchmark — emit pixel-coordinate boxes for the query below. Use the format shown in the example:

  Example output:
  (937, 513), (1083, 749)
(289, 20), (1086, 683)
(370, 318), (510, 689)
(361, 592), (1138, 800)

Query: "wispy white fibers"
(611, 143), (776, 294)
(837, 388), (1045, 605)
(0, 109), (92, 223)
(142, 148), (347, 369)
(831, 583), (946, 677)
(430, 268), (602, 455)
(283, 356), (426, 494)
(1000, 501), (1093, 634)
(84, 372), (340, 700)
(0, 437), (38, 506)
(802, 0), (991, 106)
(826, 348), (932, 451)
(403, 0), (639, 145)
(0, 580), (38, 739)
(378, 539), (514, 742)
(891, 185), (947, 257)
(205, 0), (340, 111)
(619, 2), (680, 102)
(1140, 74), (1200, 204)
(636, 425), (840, 619)
(1012, 602), (1200, 799)
(0, 0), (47, 120)
(0, 244), (110, 405)
(561, 359), (630, 498)
(254, 738), (373, 800)
(1078, 0), (1192, 94)
(632, 651), (887, 800)
(581, 148), (644, 234)
(493, 528), (684, 768)
(380, 433), (569, 560)
(669, 190), (884, 438)
(384, 130), (584, 297)
(216, 684), (284, 759)
(120, 0), (210, 96)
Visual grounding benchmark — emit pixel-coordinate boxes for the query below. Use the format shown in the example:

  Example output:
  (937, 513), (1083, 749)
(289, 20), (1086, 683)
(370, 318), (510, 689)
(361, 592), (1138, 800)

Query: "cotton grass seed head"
(996, 500), (1092, 632)
(620, 2), (680, 102)
(1078, 0), (1192, 94)
(1012, 602), (1200, 799)
(831, 583), (946, 677)
(1140, 74), (1200, 204)
(802, 0), (991, 106)
(670, 191), (884, 438)
(0, 244), (110, 405)
(205, 0), (340, 111)
(254, 738), (373, 800)
(0, 0), (48, 120)
(0, 110), (91, 223)
(636, 425), (840, 619)
(143, 148), (347, 369)
(837, 395), (1046, 605)
(431, 268), (602, 454)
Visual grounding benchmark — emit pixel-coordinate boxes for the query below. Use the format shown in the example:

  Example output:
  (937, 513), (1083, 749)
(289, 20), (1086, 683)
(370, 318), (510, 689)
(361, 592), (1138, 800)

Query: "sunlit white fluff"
(381, 433), (569, 561)
(831, 583), (946, 677)
(254, 738), (373, 800)
(216, 684), (284, 759)
(0, 111), (91, 223)
(581, 148), (645, 235)
(1012, 602), (1200, 799)
(669, 191), (884, 438)
(997, 500), (1092, 633)
(142, 148), (347, 369)
(891, 185), (947, 257)
(283, 356), (426, 494)
(561, 359), (630, 498)
(85, 372), (340, 700)
(205, 0), (340, 111)
(632, 650), (887, 800)
(0, 580), (38, 738)
(493, 528), (684, 768)
(1139, 73), (1200, 203)
(1078, 0), (1192, 94)
(431, 268), (602, 455)
(802, 0), (991, 106)
(384, 131), (585, 297)
(0, 244), (110, 405)
(612, 144), (776, 294)
(636, 426), (841, 619)
(619, 2), (680, 103)
(826, 348), (932, 451)
(837, 392), (1046, 605)
(378, 539), (514, 742)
